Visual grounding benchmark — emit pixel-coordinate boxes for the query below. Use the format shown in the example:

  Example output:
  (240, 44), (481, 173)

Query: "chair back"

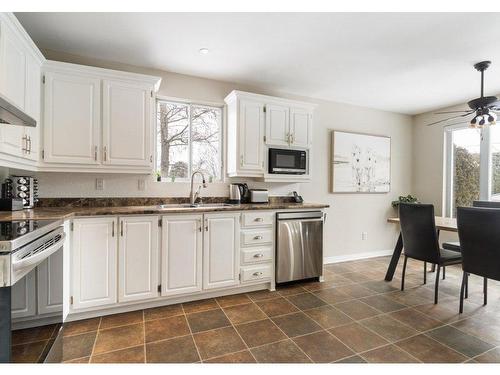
(399, 203), (441, 263)
(473, 200), (500, 208)
(457, 207), (500, 281)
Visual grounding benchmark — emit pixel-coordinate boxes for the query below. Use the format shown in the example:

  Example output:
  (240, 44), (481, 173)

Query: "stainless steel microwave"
(268, 148), (307, 174)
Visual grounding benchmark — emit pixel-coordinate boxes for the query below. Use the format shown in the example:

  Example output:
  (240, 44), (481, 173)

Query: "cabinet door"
(37, 249), (63, 315)
(118, 216), (159, 303)
(22, 53), (41, 161)
(161, 215), (203, 297)
(11, 271), (36, 319)
(0, 21), (26, 109)
(72, 217), (117, 310)
(289, 107), (312, 148)
(0, 125), (24, 157)
(203, 213), (240, 290)
(238, 99), (265, 174)
(102, 80), (153, 167)
(43, 71), (100, 164)
(265, 104), (290, 147)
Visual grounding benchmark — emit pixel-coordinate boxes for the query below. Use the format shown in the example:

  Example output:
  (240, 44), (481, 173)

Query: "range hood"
(0, 92), (36, 127)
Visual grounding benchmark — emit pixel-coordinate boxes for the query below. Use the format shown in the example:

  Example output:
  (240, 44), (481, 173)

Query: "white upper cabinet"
(40, 61), (160, 172)
(0, 13), (44, 164)
(118, 216), (159, 303)
(102, 79), (153, 167)
(239, 99), (266, 173)
(265, 104), (290, 147)
(161, 214), (203, 297)
(289, 107), (312, 148)
(203, 213), (240, 290)
(225, 90), (315, 180)
(0, 19), (26, 109)
(43, 71), (101, 165)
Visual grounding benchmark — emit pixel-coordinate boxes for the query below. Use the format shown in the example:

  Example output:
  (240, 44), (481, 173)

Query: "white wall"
(22, 49), (414, 260)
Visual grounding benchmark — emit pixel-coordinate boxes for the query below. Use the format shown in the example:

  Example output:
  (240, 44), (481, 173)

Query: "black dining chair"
(443, 200), (500, 252)
(456, 206), (500, 313)
(399, 203), (462, 304)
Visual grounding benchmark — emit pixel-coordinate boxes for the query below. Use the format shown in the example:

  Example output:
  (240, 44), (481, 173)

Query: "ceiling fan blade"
(426, 111), (475, 126)
(434, 110), (472, 114)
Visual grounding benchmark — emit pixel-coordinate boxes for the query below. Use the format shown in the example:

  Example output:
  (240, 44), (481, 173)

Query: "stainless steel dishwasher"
(276, 211), (324, 283)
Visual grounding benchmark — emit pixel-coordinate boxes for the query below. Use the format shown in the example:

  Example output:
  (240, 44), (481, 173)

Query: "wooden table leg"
(385, 232), (403, 281)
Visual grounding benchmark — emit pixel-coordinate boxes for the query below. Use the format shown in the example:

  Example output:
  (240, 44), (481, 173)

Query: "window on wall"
(156, 99), (222, 182)
(444, 125), (500, 217)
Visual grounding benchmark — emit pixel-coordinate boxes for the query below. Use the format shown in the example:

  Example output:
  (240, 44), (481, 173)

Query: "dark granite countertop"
(0, 201), (329, 221)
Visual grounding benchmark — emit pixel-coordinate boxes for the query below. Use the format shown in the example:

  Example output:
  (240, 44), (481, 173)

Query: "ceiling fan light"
(479, 116), (486, 126)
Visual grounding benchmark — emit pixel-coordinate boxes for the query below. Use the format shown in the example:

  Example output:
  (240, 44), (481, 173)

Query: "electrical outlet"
(362, 232), (368, 241)
(96, 178), (104, 191)
(138, 179), (146, 191)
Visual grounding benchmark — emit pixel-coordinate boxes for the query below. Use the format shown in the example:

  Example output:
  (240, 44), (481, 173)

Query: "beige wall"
(17, 49), (414, 260)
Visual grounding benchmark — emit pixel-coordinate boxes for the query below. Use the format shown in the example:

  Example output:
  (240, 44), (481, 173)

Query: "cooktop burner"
(0, 219), (62, 252)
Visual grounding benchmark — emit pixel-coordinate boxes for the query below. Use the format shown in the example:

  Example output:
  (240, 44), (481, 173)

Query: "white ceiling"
(14, 12), (500, 115)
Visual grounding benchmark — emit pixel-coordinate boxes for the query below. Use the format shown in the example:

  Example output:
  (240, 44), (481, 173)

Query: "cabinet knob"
(252, 271), (263, 277)
(253, 235), (263, 240)
(253, 253), (264, 258)
(254, 217), (264, 222)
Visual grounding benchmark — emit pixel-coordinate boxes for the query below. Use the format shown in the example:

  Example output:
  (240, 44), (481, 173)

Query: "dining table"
(384, 216), (458, 281)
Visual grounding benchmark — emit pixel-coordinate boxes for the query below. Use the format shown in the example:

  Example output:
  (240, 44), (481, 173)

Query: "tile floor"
(12, 255), (500, 363)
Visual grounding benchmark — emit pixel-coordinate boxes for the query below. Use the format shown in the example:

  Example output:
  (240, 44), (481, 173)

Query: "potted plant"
(391, 195), (419, 210)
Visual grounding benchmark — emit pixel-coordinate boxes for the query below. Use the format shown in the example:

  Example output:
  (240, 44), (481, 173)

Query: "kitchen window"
(156, 99), (223, 182)
(444, 125), (500, 217)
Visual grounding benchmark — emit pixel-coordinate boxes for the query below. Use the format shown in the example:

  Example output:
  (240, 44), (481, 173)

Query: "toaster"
(249, 189), (269, 203)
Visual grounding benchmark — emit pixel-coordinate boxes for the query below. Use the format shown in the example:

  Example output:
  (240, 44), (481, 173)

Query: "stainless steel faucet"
(189, 171), (207, 206)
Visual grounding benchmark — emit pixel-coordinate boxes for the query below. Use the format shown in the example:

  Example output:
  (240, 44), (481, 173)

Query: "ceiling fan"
(427, 61), (500, 128)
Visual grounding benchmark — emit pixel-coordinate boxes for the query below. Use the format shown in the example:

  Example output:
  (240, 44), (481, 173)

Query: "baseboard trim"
(324, 249), (393, 264)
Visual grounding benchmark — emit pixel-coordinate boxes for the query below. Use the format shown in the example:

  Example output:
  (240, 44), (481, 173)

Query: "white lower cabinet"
(71, 217), (117, 310)
(161, 215), (203, 297)
(203, 213), (241, 290)
(11, 271), (36, 319)
(37, 250), (64, 315)
(118, 216), (159, 303)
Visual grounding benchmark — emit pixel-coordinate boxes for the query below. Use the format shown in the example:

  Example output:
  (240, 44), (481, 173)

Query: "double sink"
(157, 203), (235, 209)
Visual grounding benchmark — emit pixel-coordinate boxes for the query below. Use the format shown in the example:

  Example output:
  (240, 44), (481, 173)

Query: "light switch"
(96, 178), (104, 191)
(138, 179), (146, 191)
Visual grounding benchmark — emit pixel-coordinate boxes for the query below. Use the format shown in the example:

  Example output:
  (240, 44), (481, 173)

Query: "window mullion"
(188, 104), (193, 178)
(479, 127), (492, 200)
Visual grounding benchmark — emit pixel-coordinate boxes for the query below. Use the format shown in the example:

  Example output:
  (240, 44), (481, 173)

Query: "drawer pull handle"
(253, 253), (264, 258)
(253, 271), (263, 277)
(254, 235), (263, 240)
(254, 217), (264, 222)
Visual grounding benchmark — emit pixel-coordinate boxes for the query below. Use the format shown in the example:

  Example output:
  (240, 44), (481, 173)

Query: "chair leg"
(484, 277), (488, 306)
(459, 271), (466, 314)
(434, 265), (441, 304)
(443, 266), (446, 280)
(423, 261), (427, 285)
(431, 264), (436, 272)
(465, 273), (469, 299)
(401, 256), (408, 291)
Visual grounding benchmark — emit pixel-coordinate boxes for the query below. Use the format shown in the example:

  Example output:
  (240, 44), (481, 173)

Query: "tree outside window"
(156, 100), (222, 182)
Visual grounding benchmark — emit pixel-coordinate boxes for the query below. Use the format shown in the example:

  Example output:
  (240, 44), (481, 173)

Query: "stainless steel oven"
(0, 219), (65, 363)
(268, 148), (307, 175)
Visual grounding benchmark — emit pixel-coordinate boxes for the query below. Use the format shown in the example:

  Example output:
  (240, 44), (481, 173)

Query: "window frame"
(444, 124), (492, 217)
(155, 96), (224, 183)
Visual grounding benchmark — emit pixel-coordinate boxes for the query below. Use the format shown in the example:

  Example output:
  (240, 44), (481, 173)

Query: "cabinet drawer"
(241, 246), (273, 265)
(241, 229), (273, 246)
(241, 264), (272, 283)
(242, 212), (274, 227)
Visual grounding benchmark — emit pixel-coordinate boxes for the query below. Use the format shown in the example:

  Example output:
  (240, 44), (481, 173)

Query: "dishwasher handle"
(276, 211), (323, 221)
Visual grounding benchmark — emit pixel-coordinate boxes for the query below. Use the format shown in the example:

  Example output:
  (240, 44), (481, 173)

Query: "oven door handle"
(12, 232), (66, 271)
